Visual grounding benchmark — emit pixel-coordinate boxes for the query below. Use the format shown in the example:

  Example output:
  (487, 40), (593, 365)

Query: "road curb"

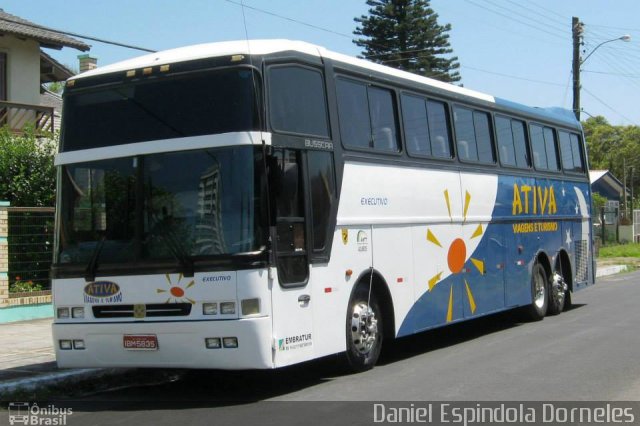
(596, 264), (627, 277)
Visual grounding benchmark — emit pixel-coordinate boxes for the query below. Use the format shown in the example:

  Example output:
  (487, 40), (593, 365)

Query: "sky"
(4, 0), (640, 126)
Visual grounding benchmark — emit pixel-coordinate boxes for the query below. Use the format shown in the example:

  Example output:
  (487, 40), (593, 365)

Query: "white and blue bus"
(52, 40), (594, 372)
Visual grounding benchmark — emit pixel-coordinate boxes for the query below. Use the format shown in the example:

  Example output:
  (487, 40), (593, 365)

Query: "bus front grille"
(92, 303), (192, 318)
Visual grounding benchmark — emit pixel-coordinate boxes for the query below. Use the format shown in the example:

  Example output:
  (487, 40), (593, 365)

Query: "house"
(590, 169), (629, 204)
(0, 9), (90, 133)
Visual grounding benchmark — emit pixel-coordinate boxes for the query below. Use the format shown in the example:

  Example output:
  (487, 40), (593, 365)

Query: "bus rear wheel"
(344, 286), (383, 372)
(524, 263), (548, 321)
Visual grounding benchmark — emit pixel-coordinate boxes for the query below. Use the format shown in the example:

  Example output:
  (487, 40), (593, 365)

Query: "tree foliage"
(354, 0), (461, 82)
(0, 126), (57, 206)
(583, 116), (640, 208)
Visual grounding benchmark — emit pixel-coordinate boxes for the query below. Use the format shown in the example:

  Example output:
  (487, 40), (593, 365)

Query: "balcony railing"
(0, 101), (54, 134)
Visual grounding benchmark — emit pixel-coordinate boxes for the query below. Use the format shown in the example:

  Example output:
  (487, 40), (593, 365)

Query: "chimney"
(78, 54), (98, 73)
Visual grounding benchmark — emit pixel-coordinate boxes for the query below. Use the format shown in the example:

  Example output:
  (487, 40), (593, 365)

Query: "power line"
(478, 0), (568, 35)
(223, 0), (353, 40)
(500, 0), (568, 27)
(0, 16), (156, 52)
(582, 87), (634, 124)
(583, 70), (640, 78)
(461, 64), (565, 86)
(463, 0), (566, 40)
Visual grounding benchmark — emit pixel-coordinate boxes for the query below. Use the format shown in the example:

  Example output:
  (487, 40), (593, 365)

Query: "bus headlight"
(205, 337), (221, 349)
(202, 303), (218, 315)
(59, 340), (72, 350)
(222, 337), (238, 348)
(72, 307), (85, 319)
(241, 298), (260, 316)
(220, 302), (236, 315)
(57, 308), (70, 319)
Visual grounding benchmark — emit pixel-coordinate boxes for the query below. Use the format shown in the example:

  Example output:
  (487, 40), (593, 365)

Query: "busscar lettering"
(512, 184), (557, 215)
(304, 139), (333, 150)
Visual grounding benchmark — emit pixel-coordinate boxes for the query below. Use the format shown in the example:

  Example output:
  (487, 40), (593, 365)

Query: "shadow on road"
(63, 304), (587, 410)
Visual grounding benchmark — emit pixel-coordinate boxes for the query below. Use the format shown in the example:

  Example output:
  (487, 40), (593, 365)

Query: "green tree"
(583, 116), (640, 209)
(0, 126), (57, 206)
(354, 0), (461, 82)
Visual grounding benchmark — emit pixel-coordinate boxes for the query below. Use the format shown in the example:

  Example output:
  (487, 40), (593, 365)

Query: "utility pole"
(572, 17), (584, 121)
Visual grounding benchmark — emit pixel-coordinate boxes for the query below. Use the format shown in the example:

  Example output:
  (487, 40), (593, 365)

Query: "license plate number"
(123, 334), (158, 351)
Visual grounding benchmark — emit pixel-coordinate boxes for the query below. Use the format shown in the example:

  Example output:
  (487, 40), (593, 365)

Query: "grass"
(598, 243), (640, 272)
(599, 243), (640, 258)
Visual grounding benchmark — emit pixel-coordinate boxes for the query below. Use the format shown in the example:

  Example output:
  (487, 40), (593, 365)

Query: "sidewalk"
(0, 261), (629, 397)
(0, 318), (109, 399)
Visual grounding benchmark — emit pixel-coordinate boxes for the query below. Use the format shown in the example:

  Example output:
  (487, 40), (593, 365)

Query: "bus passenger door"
(268, 148), (314, 367)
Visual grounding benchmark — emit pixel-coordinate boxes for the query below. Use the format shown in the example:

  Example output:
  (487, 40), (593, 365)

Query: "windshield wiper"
(85, 235), (107, 282)
(149, 214), (194, 277)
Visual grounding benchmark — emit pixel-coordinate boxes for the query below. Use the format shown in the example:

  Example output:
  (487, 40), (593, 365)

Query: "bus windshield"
(61, 67), (261, 151)
(57, 146), (267, 269)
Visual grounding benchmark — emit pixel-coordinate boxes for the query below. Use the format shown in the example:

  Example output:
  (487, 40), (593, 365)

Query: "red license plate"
(123, 334), (158, 351)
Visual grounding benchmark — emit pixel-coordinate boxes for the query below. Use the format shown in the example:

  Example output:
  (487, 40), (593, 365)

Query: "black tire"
(344, 286), (383, 372)
(524, 263), (548, 321)
(547, 270), (568, 316)
(564, 289), (573, 311)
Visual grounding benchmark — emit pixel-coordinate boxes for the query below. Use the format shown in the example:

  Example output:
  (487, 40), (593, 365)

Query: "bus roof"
(74, 39), (580, 129)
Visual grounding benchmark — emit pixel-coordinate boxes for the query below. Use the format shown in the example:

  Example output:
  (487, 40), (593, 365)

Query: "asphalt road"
(35, 271), (640, 424)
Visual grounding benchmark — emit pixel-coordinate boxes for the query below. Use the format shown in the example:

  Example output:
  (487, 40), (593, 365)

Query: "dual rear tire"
(525, 262), (569, 321)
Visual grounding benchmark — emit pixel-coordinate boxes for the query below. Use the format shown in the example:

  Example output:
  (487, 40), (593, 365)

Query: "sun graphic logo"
(426, 189), (485, 323)
(157, 274), (196, 304)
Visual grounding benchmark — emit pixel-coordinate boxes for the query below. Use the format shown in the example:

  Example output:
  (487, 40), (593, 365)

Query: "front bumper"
(53, 317), (273, 370)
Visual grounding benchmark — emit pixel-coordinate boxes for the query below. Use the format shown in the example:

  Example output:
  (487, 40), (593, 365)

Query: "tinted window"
(531, 124), (547, 169)
(512, 120), (529, 168)
(474, 111), (494, 163)
(531, 124), (559, 171)
(336, 79), (370, 149)
(559, 131), (573, 171)
(454, 106), (494, 163)
(496, 116), (529, 168)
(271, 149), (303, 218)
(269, 66), (329, 137)
(308, 151), (336, 252)
(570, 133), (585, 172)
(62, 69), (261, 151)
(427, 101), (452, 158)
(402, 94), (431, 156)
(369, 87), (400, 152)
(496, 116), (516, 166)
(454, 107), (476, 161)
(402, 95), (451, 158)
(336, 78), (400, 152)
(544, 127), (559, 171)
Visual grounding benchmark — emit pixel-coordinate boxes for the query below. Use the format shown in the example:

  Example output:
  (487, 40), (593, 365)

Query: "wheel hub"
(350, 302), (378, 355)
(533, 270), (546, 309)
(551, 272), (567, 305)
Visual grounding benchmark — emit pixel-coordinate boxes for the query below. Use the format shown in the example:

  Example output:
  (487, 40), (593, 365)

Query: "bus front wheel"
(524, 263), (549, 321)
(344, 286), (383, 372)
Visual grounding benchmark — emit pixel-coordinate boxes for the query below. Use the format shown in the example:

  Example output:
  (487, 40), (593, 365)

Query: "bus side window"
(530, 124), (548, 170)
(307, 151), (336, 258)
(569, 133), (585, 172)
(268, 65), (329, 138)
(427, 100), (452, 159)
